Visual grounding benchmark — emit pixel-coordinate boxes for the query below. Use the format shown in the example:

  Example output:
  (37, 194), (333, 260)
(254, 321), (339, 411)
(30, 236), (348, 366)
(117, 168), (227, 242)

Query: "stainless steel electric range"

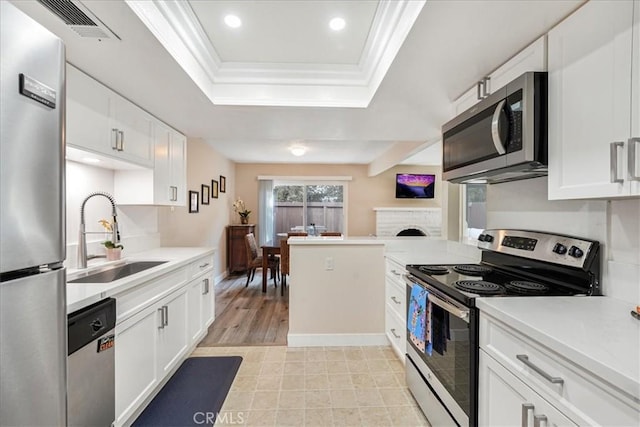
(404, 229), (601, 427)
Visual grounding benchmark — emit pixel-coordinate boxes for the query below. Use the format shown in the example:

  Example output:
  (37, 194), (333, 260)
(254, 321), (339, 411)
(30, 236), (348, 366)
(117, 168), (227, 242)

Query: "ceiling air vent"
(37, 0), (120, 40)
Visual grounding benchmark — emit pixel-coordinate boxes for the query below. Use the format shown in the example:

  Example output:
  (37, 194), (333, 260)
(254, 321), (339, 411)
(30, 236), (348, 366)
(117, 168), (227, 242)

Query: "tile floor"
(191, 345), (431, 427)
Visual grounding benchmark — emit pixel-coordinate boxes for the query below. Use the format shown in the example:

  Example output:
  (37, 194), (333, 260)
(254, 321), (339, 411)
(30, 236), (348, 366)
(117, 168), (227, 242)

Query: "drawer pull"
(390, 328), (401, 339)
(516, 354), (564, 385)
(521, 403), (534, 427)
(390, 269), (402, 276)
(199, 262), (210, 268)
(390, 296), (401, 304)
(533, 414), (547, 427)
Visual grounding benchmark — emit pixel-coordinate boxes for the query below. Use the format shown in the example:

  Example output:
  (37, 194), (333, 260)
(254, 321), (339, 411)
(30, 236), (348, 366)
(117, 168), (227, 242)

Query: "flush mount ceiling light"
(224, 14), (241, 28)
(329, 17), (346, 31)
(290, 146), (306, 157)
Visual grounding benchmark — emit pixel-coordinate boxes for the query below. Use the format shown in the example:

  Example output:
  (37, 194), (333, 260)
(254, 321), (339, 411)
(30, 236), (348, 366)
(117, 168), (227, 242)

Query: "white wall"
(65, 160), (160, 268)
(486, 177), (639, 301)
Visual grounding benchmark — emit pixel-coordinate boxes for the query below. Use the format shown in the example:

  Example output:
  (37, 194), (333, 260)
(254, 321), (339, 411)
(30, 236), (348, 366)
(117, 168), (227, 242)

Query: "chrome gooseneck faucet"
(78, 191), (120, 269)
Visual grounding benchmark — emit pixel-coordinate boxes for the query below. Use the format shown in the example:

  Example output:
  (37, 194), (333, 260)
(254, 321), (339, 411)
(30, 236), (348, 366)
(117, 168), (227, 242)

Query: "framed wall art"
(189, 190), (199, 213)
(219, 175), (226, 193)
(201, 184), (210, 205)
(211, 179), (219, 198)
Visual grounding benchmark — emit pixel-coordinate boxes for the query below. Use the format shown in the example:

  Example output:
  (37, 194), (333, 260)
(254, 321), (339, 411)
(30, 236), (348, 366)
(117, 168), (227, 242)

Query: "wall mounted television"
(395, 173), (435, 199)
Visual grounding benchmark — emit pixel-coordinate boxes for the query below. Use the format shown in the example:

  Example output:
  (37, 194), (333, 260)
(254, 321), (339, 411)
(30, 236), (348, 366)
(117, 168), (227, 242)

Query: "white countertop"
(385, 239), (481, 266)
(476, 297), (640, 401)
(66, 247), (214, 313)
(288, 236), (384, 245)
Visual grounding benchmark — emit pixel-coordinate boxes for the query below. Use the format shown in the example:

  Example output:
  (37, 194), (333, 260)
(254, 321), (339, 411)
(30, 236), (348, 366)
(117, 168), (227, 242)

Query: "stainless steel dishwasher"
(67, 298), (116, 427)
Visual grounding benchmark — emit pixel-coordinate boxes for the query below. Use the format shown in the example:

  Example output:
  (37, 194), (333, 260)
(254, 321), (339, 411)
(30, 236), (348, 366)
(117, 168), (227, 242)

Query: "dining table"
(260, 241), (280, 293)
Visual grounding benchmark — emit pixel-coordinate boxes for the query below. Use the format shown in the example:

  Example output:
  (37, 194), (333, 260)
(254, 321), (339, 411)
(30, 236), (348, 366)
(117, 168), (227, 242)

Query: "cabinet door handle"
(202, 278), (209, 295)
(482, 77), (490, 97)
(118, 130), (124, 151)
(158, 307), (165, 329)
(164, 305), (169, 326)
(629, 137), (640, 180)
(173, 186), (178, 201)
(610, 141), (625, 183)
(533, 414), (547, 427)
(111, 128), (119, 150)
(390, 269), (402, 276)
(391, 296), (401, 304)
(516, 354), (564, 385)
(521, 403), (534, 427)
(390, 328), (401, 338)
(477, 80), (484, 100)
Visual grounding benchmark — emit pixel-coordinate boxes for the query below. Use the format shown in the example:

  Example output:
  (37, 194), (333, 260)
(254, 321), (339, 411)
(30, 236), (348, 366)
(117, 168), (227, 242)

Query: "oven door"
(404, 274), (478, 427)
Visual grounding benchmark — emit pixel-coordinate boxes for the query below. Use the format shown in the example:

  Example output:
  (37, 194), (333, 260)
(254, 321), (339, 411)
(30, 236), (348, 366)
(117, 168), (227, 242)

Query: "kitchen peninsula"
(287, 236), (386, 347)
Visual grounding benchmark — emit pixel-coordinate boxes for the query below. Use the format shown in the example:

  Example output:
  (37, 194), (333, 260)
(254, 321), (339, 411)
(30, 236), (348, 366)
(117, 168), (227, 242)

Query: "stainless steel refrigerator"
(0, 2), (67, 425)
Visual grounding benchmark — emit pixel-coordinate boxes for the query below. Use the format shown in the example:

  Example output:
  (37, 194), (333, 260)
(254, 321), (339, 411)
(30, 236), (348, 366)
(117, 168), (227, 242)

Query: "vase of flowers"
(233, 199), (251, 224)
(99, 219), (124, 260)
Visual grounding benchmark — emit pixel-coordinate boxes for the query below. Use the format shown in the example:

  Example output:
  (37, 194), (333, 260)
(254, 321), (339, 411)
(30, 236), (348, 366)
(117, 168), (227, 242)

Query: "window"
(462, 184), (486, 244)
(273, 182), (345, 236)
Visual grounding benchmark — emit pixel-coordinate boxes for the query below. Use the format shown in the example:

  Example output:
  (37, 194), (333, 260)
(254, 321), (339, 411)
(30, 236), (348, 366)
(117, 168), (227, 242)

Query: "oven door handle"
(403, 275), (470, 322)
(429, 293), (470, 322)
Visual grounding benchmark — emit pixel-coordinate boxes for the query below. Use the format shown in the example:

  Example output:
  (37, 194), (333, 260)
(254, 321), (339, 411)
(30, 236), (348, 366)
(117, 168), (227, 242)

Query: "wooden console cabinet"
(227, 224), (255, 273)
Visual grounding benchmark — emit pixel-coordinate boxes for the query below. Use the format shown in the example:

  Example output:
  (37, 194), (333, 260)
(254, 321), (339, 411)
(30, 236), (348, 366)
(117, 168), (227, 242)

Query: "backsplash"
(486, 177), (639, 301)
(65, 160), (160, 268)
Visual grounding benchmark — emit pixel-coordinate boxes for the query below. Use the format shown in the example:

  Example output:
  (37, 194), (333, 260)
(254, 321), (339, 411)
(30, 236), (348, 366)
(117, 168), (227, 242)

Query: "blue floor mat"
(132, 356), (243, 427)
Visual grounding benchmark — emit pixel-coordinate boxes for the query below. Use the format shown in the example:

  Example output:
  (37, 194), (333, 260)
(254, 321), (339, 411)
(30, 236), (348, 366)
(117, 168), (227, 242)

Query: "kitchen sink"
(68, 261), (168, 283)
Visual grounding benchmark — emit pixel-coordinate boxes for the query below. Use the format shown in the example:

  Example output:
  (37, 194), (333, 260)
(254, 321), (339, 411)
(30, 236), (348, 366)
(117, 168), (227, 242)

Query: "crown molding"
(126, 0), (425, 107)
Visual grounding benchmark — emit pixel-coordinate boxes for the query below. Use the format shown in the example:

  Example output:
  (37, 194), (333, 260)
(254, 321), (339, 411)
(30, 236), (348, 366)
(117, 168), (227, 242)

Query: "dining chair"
(279, 232), (307, 296)
(244, 233), (279, 288)
(320, 232), (342, 236)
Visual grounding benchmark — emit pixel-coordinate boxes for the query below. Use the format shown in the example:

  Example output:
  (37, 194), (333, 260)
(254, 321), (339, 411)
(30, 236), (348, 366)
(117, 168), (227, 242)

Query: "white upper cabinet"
(66, 64), (153, 168)
(152, 122), (187, 206)
(114, 123), (187, 206)
(453, 36), (547, 116)
(548, 0), (640, 199)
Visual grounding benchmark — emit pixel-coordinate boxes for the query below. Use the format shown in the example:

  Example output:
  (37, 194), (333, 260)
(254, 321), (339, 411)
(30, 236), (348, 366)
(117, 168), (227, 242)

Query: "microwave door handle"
(491, 99), (507, 155)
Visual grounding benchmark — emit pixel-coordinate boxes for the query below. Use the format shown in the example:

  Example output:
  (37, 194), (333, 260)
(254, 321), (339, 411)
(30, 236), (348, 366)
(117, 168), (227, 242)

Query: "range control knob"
(478, 234), (486, 242)
(484, 234), (494, 243)
(552, 243), (567, 255)
(567, 246), (584, 258)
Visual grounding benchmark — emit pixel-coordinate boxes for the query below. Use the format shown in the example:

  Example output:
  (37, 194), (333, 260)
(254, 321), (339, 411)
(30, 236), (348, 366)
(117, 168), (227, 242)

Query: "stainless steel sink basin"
(68, 261), (168, 283)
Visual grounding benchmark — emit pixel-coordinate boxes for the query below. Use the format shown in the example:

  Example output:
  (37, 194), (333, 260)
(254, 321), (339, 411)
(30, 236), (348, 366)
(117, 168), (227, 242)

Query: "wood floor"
(197, 272), (289, 347)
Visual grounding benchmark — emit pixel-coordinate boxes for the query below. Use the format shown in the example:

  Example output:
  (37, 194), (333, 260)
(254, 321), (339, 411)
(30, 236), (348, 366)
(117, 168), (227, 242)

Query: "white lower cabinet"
(156, 288), (188, 378)
(114, 253), (216, 426)
(115, 306), (159, 426)
(384, 257), (406, 360)
(479, 311), (639, 427)
(479, 350), (576, 427)
(187, 272), (215, 343)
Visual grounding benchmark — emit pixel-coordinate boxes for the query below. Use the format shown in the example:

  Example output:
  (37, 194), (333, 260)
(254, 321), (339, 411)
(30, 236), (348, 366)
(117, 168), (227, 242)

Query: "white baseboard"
(287, 333), (388, 347)
(214, 270), (228, 285)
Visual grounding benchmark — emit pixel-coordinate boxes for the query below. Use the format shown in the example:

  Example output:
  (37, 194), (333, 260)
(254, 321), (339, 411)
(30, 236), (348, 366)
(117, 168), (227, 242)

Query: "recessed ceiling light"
(224, 14), (242, 28)
(82, 157), (100, 164)
(329, 17), (346, 31)
(290, 146), (306, 157)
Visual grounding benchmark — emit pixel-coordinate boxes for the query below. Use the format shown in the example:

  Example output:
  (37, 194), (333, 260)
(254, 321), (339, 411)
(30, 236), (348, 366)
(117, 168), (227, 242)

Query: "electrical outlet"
(325, 257), (334, 270)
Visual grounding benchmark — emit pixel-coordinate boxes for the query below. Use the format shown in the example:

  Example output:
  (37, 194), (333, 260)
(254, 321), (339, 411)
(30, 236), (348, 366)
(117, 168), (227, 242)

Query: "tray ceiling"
(125, 0), (425, 107)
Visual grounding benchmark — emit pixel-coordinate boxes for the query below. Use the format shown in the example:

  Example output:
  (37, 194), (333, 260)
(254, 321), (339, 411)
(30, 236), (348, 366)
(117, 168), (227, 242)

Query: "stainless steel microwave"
(442, 72), (548, 184)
